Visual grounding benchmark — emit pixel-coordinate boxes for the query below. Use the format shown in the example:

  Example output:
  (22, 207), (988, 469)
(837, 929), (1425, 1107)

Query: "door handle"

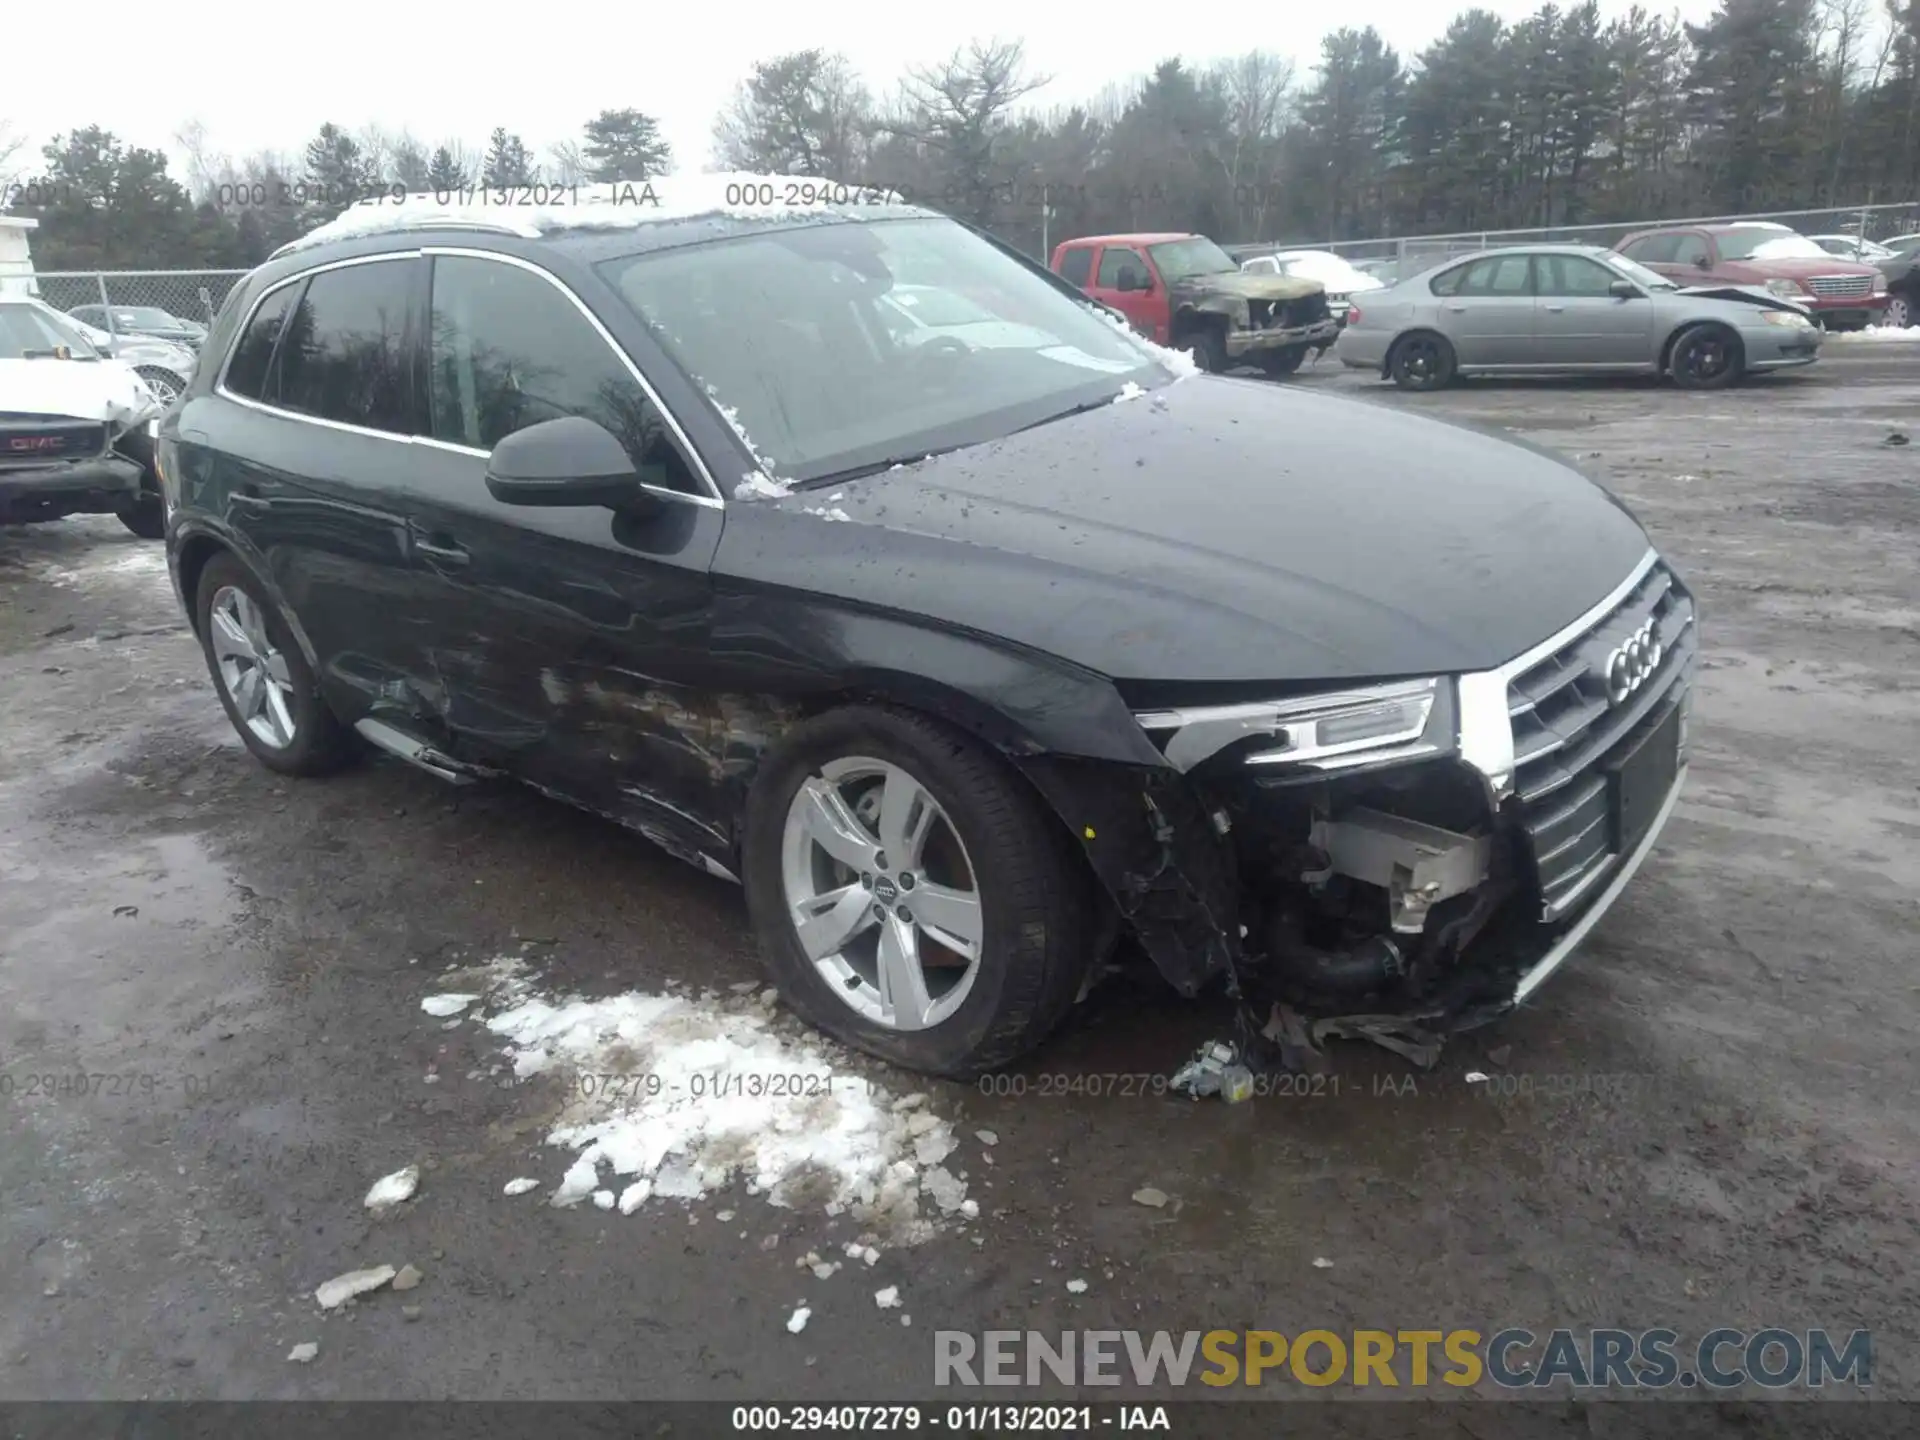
(1544, 304), (1567, 313)
(230, 482), (267, 509)
(1445, 304), (1467, 313)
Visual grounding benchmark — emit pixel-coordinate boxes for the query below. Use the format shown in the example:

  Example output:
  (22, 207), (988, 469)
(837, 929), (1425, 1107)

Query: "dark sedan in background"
(67, 303), (208, 353)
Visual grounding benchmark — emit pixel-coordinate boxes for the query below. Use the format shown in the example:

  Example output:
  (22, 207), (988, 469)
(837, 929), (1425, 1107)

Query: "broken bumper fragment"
(1223, 316), (1343, 359)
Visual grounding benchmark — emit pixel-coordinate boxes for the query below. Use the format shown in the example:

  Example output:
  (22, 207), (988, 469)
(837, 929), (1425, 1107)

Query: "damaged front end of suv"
(1022, 553), (1696, 1068)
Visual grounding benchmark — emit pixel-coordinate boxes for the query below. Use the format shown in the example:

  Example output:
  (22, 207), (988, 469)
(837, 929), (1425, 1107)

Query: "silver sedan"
(1334, 244), (1822, 391)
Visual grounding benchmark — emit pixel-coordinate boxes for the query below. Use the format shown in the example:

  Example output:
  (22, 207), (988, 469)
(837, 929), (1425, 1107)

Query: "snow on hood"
(0, 357), (156, 425)
(277, 173), (918, 256)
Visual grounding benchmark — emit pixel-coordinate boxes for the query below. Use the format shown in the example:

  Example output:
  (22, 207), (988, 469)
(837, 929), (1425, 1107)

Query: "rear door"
(395, 248), (731, 865)
(210, 253), (429, 726)
(1435, 253), (1536, 365)
(1532, 253), (1656, 367)
(1088, 244), (1160, 340)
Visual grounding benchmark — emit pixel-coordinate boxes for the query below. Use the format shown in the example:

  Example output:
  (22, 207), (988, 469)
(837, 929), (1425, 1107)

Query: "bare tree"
(173, 119), (228, 201)
(883, 40), (1049, 223)
(0, 119), (24, 194)
(1212, 51), (1297, 236)
(548, 139), (591, 186)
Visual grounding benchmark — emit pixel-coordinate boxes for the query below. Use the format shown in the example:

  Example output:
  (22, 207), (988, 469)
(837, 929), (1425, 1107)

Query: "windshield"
(885, 286), (999, 329)
(1607, 254), (1678, 291)
(599, 216), (1165, 485)
(0, 303), (101, 360)
(1147, 238), (1239, 282)
(1717, 232), (1828, 261)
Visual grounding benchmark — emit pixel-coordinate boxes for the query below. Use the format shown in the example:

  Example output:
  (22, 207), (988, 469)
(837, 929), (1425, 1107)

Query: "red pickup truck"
(1049, 231), (1339, 375)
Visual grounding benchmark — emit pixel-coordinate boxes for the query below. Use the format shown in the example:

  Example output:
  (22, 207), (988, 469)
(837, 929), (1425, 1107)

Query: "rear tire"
(1668, 323), (1742, 390)
(742, 706), (1093, 1078)
(194, 554), (353, 777)
(1389, 332), (1456, 390)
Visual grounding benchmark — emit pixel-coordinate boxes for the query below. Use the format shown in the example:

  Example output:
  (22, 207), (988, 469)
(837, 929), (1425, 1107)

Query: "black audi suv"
(155, 182), (1697, 1077)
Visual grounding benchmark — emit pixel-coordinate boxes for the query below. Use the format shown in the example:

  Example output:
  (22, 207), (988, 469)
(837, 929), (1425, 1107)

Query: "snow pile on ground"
(430, 958), (969, 1243)
(1826, 324), (1920, 342)
(30, 543), (170, 589)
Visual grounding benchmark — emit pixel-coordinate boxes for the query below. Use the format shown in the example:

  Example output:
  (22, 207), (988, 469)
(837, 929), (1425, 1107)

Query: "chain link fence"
(29, 269), (249, 331)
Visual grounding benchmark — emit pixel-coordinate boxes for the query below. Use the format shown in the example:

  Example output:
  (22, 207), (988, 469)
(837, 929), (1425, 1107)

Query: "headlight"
(1873, 275), (1888, 294)
(1763, 278), (1805, 298)
(1134, 677), (1452, 774)
(1761, 310), (1814, 328)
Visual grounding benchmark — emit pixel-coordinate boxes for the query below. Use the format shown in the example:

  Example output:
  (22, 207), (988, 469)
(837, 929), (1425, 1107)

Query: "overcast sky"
(7, 0), (1722, 185)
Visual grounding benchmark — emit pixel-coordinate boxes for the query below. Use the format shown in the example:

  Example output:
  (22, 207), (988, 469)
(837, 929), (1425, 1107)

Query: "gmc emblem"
(7, 436), (63, 451)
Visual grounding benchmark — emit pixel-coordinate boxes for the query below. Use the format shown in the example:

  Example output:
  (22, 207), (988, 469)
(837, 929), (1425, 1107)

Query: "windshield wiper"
(790, 440), (975, 490)
(1012, 392), (1128, 435)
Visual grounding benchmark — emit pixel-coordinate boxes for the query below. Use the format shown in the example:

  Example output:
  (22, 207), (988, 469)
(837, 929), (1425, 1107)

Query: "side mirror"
(1117, 268), (1148, 293)
(1608, 279), (1639, 299)
(485, 416), (656, 511)
(1693, 254), (1712, 269)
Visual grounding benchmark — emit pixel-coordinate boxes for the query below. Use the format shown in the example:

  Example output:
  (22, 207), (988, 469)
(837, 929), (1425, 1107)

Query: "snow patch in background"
(276, 174), (916, 256)
(448, 957), (968, 1243)
(30, 543), (170, 589)
(1827, 325), (1920, 343)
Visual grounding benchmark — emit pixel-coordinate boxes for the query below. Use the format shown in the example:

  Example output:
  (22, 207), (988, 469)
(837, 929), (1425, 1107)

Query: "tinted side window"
(1096, 247), (1145, 287)
(428, 255), (700, 496)
(274, 260), (416, 433)
(1457, 256), (1533, 296)
(1057, 247), (1093, 287)
(1673, 233), (1713, 267)
(1621, 234), (1678, 264)
(223, 283), (299, 400)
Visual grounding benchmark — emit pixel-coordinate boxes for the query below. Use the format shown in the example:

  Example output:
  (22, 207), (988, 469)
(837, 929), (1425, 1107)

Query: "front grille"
(0, 417), (110, 466)
(1506, 560), (1697, 921)
(1807, 274), (1873, 298)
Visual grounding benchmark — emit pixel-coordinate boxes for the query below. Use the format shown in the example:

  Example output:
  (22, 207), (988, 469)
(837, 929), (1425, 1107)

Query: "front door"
(1531, 253), (1656, 367)
(399, 250), (730, 869)
(1438, 253), (1536, 365)
(1087, 245), (1161, 340)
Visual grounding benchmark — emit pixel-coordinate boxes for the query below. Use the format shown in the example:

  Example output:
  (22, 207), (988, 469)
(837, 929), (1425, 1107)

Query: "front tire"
(1261, 346), (1306, 378)
(1885, 294), (1913, 329)
(115, 492), (166, 539)
(1181, 323), (1228, 374)
(135, 368), (184, 406)
(742, 706), (1093, 1077)
(1389, 332), (1456, 390)
(1668, 324), (1742, 390)
(194, 554), (352, 776)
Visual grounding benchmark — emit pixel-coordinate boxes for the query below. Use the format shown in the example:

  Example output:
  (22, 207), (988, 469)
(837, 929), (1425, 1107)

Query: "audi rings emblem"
(1605, 619), (1663, 705)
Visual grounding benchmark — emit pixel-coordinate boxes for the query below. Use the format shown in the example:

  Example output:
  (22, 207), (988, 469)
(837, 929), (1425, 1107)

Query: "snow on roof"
(271, 174), (916, 259)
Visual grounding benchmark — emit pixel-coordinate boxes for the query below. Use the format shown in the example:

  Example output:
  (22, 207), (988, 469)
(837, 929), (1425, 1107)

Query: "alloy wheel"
(1680, 334), (1730, 382)
(1887, 296), (1912, 329)
(137, 369), (182, 406)
(208, 586), (298, 749)
(779, 756), (984, 1032)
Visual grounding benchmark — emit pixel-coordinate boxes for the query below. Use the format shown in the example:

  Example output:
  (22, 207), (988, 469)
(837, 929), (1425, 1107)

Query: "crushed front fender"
(1014, 755), (1241, 997)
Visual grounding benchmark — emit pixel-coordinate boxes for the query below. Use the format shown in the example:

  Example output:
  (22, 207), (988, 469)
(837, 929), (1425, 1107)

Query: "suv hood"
(0, 357), (158, 426)
(1722, 254), (1880, 278)
(1171, 270), (1324, 303)
(724, 378), (1652, 684)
